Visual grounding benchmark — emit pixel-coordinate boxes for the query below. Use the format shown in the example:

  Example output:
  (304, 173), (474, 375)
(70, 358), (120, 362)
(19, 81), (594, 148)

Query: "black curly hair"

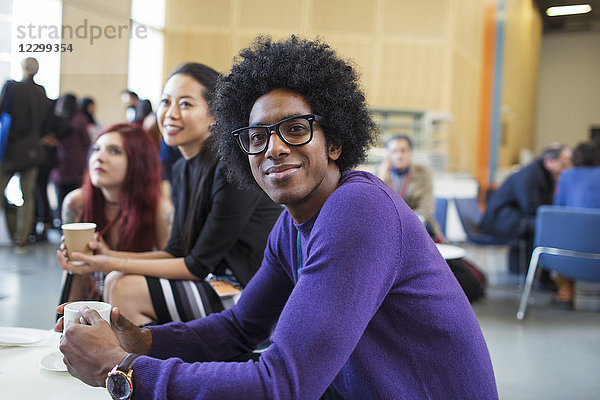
(211, 35), (379, 188)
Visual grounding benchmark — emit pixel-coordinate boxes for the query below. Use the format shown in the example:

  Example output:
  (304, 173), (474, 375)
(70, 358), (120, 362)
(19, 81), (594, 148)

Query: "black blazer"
(164, 152), (283, 286)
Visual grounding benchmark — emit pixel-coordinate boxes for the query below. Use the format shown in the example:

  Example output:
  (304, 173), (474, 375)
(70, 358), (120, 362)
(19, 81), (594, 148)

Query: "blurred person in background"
(121, 89), (152, 124)
(142, 113), (162, 149)
(158, 135), (181, 185)
(0, 57), (51, 252)
(31, 98), (60, 240)
(551, 141), (600, 308)
(378, 134), (443, 241)
(142, 112), (182, 191)
(480, 144), (572, 285)
(50, 93), (91, 223)
(379, 134), (486, 301)
(78, 97), (102, 140)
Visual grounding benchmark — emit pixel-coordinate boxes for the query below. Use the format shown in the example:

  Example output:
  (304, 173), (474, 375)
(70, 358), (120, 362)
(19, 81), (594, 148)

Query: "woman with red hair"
(59, 123), (173, 302)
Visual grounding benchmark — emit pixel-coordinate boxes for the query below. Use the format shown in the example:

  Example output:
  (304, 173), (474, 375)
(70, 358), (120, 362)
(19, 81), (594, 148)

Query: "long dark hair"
(166, 63), (221, 253)
(78, 97), (96, 125)
(56, 93), (78, 119)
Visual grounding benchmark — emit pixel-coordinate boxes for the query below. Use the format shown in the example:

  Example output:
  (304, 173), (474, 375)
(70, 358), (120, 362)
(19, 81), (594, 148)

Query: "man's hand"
(55, 303), (152, 356)
(59, 306), (127, 387)
(110, 306), (153, 355)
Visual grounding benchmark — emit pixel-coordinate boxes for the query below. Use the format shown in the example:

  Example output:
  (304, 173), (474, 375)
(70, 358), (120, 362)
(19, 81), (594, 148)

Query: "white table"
(435, 243), (467, 260)
(0, 327), (108, 399)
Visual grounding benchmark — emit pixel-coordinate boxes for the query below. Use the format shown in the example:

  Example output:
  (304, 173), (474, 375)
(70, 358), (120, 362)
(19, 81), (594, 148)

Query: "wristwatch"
(106, 353), (139, 400)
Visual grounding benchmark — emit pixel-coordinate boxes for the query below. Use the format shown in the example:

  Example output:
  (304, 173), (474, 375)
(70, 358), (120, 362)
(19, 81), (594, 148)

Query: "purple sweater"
(133, 171), (498, 399)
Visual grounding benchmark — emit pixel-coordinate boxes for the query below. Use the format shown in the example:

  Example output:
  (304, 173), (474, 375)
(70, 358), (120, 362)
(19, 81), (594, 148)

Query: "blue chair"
(434, 198), (448, 237)
(516, 205), (600, 320)
(454, 197), (528, 275)
(453, 198), (512, 245)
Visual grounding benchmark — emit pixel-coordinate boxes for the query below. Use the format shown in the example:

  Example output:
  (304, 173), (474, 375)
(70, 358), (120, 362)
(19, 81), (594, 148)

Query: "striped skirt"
(146, 277), (226, 324)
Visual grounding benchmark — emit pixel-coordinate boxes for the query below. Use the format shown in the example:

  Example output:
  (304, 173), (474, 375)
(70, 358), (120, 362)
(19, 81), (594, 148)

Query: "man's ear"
(328, 143), (342, 161)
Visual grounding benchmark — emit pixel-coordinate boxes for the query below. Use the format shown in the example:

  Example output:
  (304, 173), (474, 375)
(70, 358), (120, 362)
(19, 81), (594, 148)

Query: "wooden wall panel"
(319, 36), (376, 99)
(60, 0), (130, 125)
(239, 0), (303, 30)
(379, 41), (444, 110)
(60, 4), (130, 76)
(449, 49), (481, 172)
(454, 0), (484, 61)
(60, 74), (128, 124)
(311, 0), (375, 34)
(535, 31), (600, 152)
(449, 0), (484, 173)
(166, 0), (232, 28)
(233, 32), (296, 61)
(159, 0), (542, 175)
(382, 0), (447, 39)
(499, 0), (541, 166)
(163, 32), (232, 75)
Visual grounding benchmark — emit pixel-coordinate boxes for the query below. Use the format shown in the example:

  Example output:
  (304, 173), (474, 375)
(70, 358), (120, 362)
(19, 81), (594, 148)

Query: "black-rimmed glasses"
(232, 114), (327, 155)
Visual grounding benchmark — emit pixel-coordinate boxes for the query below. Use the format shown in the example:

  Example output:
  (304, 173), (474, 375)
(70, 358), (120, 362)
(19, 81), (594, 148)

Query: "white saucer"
(0, 327), (42, 346)
(40, 351), (68, 372)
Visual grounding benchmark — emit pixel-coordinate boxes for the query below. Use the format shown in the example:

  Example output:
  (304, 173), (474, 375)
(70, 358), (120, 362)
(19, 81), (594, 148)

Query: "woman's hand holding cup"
(58, 224), (112, 273)
(60, 223), (96, 265)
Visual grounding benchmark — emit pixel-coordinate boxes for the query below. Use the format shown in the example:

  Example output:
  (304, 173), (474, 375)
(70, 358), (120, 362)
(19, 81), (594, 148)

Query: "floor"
(1, 236), (599, 399)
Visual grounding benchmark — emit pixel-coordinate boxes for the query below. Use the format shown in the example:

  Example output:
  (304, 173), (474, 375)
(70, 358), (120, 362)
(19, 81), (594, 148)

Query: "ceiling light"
(546, 4), (592, 16)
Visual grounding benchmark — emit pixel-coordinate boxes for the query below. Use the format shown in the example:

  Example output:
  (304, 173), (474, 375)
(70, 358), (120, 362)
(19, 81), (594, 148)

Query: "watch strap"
(117, 353), (140, 373)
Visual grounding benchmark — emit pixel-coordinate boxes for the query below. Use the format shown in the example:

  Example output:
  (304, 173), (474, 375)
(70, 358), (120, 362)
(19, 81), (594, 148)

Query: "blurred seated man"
(552, 141), (600, 308)
(480, 144), (572, 279)
(378, 134), (443, 240)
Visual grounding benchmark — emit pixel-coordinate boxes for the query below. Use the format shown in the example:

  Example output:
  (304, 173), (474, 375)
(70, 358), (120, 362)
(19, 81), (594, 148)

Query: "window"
(1, 0), (61, 205)
(127, 0), (165, 109)
(4, 0), (62, 98)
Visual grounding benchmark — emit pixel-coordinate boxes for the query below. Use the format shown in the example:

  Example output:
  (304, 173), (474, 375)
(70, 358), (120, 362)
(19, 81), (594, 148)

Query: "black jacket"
(480, 159), (555, 240)
(0, 78), (50, 142)
(164, 152), (283, 286)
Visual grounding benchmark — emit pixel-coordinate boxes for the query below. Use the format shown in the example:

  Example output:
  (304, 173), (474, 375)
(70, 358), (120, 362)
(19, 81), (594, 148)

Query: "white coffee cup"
(62, 222), (97, 265)
(63, 301), (111, 330)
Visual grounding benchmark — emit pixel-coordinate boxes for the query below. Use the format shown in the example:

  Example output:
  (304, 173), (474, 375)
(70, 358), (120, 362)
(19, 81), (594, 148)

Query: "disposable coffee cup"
(62, 222), (96, 265)
(63, 301), (111, 330)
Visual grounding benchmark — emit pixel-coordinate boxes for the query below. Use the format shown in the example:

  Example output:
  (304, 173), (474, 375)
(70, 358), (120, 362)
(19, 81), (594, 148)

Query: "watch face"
(107, 372), (132, 400)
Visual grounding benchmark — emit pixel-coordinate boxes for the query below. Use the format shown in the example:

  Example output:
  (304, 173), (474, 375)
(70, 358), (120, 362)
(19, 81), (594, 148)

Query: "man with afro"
(58, 36), (498, 400)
